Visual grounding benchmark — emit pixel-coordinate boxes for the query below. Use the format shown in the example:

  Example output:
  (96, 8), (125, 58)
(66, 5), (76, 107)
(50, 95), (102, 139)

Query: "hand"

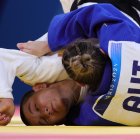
(17, 41), (51, 57)
(0, 98), (15, 125)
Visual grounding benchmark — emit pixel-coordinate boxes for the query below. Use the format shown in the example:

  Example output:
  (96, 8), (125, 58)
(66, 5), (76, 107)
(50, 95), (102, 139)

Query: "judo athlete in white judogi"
(0, 40), (88, 126)
(0, 38), (68, 125)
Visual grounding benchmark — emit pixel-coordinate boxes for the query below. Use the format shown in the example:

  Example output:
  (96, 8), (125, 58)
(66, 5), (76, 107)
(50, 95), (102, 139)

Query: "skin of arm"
(0, 98), (15, 125)
(16, 0), (75, 56)
(17, 41), (51, 57)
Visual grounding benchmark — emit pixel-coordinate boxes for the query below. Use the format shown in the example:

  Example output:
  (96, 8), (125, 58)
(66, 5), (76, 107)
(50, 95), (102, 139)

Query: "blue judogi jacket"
(48, 4), (140, 125)
(70, 0), (140, 25)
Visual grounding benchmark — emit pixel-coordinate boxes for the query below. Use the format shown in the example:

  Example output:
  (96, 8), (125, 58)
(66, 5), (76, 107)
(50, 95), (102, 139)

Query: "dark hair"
(62, 38), (108, 91)
(71, 0), (140, 25)
(20, 90), (34, 126)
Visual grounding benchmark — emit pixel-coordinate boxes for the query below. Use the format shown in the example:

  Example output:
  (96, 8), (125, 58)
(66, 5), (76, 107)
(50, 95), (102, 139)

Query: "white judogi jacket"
(0, 48), (68, 99)
(60, 0), (74, 13)
(0, 33), (87, 100)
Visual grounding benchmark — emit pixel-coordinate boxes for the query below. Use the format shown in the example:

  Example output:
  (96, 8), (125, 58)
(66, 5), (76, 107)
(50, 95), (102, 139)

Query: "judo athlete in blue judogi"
(48, 2), (140, 126)
(19, 1), (140, 126)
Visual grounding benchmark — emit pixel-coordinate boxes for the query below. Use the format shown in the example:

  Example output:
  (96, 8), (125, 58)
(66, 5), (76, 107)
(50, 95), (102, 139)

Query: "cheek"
(36, 93), (50, 105)
(50, 112), (67, 125)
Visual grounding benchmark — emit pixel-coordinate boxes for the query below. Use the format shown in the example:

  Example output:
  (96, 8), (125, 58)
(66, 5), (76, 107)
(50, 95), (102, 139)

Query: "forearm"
(0, 91), (13, 99)
(60, 0), (74, 13)
(17, 33), (52, 56)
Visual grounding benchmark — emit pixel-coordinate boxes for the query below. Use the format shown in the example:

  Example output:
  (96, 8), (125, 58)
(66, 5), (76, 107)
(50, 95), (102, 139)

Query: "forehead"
(39, 86), (61, 95)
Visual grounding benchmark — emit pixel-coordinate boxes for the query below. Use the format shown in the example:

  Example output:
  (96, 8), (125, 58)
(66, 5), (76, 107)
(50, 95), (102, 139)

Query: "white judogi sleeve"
(60, 0), (74, 13)
(0, 21), (69, 99)
(0, 48), (37, 99)
(35, 33), (48, 42)
(0, 48), (68, 99)
(0, 61), (14, 99)
(18, 53), (69, 86)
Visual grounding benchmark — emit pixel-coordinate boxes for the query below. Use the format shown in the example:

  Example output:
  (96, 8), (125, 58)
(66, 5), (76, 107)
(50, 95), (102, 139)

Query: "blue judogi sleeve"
(48, 4), (140, 54)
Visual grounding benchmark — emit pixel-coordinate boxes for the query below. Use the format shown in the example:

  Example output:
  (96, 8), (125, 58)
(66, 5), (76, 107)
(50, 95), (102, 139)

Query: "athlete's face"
(22, 84), (72, 125)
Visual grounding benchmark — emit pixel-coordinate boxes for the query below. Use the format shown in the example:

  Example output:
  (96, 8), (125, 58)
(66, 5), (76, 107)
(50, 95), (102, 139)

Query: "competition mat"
(0, 107), (139, 140)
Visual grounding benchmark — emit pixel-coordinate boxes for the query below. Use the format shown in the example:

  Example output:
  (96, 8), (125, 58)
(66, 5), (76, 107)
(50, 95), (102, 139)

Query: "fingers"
(0, 113), (6, 121)
(19, 48), (33, 54)
(17, 43), (25, 49)
(17, 43), (34, 54)
(0, 98), (13, 112)
(0, 99), (14, 125)
(0, 98), (15, 117)
(0, 113), (11, 126)
(17, 42), (29, 49)
(17, 41), (50, 56)
(17, 41), (33, 49)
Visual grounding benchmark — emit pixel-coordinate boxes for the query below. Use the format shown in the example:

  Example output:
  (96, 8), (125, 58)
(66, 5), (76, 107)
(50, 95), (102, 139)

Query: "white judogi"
(60, 0), (74, 13)
(0, 49), (68, 99)
(0, 0), (93, 102)
(0, 32), (87, 102)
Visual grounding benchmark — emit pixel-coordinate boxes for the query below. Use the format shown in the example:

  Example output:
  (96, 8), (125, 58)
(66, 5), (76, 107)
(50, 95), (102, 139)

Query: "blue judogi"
(70, 0), (140, 25)
(48, 3), (140, 125)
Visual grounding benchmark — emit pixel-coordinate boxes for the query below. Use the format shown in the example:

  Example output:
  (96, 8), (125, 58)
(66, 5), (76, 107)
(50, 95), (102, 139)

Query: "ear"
(32, 83), (49, 92)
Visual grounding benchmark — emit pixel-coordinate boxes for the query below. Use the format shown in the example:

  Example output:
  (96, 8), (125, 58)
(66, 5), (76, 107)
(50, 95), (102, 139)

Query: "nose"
(40, 107), (53, 118)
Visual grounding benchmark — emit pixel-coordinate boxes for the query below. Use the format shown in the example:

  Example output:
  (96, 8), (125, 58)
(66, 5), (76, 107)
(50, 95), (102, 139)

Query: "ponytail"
(62, 39), (108, 91)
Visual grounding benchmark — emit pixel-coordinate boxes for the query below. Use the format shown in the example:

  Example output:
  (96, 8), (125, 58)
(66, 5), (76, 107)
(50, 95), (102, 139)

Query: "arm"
(48, 4), (139, 53)
(17, 4), (139, 56)
(0, 98), (15, 125)
(17, 33), (51, 57)
(0, 61), (15, 125)
(17, 4), (122, 56)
